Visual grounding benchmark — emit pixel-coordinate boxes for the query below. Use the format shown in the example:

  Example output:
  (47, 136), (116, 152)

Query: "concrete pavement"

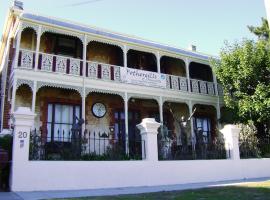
(1, 177), (269, 200)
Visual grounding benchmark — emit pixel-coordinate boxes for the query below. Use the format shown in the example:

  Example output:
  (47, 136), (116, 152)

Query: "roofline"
(19, 10), (217, 61)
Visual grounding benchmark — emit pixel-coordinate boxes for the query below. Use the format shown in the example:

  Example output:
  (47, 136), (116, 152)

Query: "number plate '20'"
(18, 131), (27, 139)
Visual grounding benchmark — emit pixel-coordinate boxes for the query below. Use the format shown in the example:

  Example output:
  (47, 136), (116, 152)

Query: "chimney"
(13, 0), (24, 10)
(189, 44), (197, 52)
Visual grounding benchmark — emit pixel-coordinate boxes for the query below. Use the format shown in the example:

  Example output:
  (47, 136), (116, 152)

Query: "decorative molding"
(36, 81), (83, 97)
(191, 101), (218, 110)
(162, 97), (189, 105)
(159, 52), (186, 64)
(85, 88), (125, 100)
(126, 46), (157, 57)
(86, 38), (124, 51)
(127, 93), (160, 103)
(21, 21), (39, 33)
(16, 79), (34, 92)
(41, 26), (84, 43)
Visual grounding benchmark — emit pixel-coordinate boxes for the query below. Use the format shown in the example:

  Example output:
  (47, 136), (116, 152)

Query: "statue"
(167, 106), (197, 146)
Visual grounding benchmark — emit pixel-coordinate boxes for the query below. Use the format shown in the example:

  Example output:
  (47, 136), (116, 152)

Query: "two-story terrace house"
(0, 1), (224, 158)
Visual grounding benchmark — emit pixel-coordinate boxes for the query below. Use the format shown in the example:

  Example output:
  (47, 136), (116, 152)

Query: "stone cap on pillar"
(136, 118), (161, 135)
(220, 124), (241, 139)
(12, 107), (36, 127)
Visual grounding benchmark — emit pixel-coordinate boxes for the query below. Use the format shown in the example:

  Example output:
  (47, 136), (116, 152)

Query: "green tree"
(212, 20), (270, 137)
(248, 18), (269, 40)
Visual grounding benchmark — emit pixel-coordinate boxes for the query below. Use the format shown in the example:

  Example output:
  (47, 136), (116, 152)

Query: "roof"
(21, 11), (213, 61)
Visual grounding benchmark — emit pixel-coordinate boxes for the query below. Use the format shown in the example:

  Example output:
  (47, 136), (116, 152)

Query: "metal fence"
(29, 129), (145, 161)
(239, 137), (270, 159)
(157, 128), (228, 160)
(158, 138), (228, 160)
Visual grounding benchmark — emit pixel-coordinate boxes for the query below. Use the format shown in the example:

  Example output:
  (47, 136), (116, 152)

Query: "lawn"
(54, 180), (270, 200)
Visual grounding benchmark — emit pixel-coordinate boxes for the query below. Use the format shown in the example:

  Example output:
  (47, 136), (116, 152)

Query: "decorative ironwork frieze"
(85, 88), (125, 100)
(36, 81), (83, 97)
(16, 79), (34, 91)
(21, 21), (39, 33)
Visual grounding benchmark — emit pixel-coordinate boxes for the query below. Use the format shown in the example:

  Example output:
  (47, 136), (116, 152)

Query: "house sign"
(120, 68), (166, 88)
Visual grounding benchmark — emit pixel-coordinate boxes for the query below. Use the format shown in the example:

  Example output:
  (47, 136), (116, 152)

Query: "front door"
(128, 111), (141, 157)
(113, 111), (126, 145)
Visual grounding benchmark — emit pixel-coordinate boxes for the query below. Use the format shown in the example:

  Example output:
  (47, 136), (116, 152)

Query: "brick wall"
(2, 39), (15, 129)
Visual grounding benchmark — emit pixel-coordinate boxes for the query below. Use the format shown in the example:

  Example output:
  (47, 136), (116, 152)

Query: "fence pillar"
(136, 118), (160, 161)
(10, 107), (35, 191)
(220, 125), (241, 160)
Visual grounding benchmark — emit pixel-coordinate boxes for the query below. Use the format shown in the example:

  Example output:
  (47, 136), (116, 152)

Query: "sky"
(0, 0), (267, 56)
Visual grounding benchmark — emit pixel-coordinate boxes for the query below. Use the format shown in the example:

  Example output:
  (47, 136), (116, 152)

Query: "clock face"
(92, 103), (106, 118)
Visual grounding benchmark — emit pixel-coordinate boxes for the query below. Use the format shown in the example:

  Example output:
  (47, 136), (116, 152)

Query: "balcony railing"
(17, 49), (223, 97)
(190, 79), (216, 95)
(166, 74), (188, 92)
(86, 61), (121, 82)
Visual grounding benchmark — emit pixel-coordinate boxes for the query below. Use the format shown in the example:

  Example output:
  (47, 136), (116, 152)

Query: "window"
(193, 117), (211, 143)
(47, 103), (81, 142)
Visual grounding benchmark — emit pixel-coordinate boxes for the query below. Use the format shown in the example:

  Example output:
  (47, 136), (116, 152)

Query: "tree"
(248, 18), (269, 40)
(212, 20), (270, 137)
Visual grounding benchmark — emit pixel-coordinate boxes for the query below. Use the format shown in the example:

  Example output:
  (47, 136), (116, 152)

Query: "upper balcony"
(15, 27), (223, 96)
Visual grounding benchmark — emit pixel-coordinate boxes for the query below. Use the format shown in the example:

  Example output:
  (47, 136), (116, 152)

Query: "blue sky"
(0, 0), (267, 56)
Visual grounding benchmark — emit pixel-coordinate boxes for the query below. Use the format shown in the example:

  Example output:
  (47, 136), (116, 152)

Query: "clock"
(92, 102), (107, 118)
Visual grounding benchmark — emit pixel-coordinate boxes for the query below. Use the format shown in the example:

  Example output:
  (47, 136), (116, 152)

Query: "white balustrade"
(17, 50), (219, 97)
(40, 53), (53, 72)
(56, 56), (67, 73)
(179, 77), (188, 91)
(166, 75), (171, 88)
(87, 61), (98, 78)
(166, 75), (188, 92)
(171, 75), (179, 90)
(218, 84), (224, 96)
(101, 64), (111, 80)
(191, 79), (199, 93)
(20, 49), (34, 69)
(207, 82), (215, 95)
(199, 81), (207, 94)
(113, 65), (121, 81)
(69, 58), (81, 76)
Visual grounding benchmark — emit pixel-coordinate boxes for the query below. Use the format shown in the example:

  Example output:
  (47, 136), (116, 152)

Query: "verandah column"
(123, 45), (127, 68)
(185, 58), (191, 92)
(11, 78), (17, 113)
(82, 35), (87, 133)
(156, 51), (161, 73)
(31, 81), (37, 112)
(14, 24), (22, 69)
(124, 92), (129, 154)
(34, 25), (41, 71)
(159, 96), (163, 124)
(188, 100), (196, 149)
